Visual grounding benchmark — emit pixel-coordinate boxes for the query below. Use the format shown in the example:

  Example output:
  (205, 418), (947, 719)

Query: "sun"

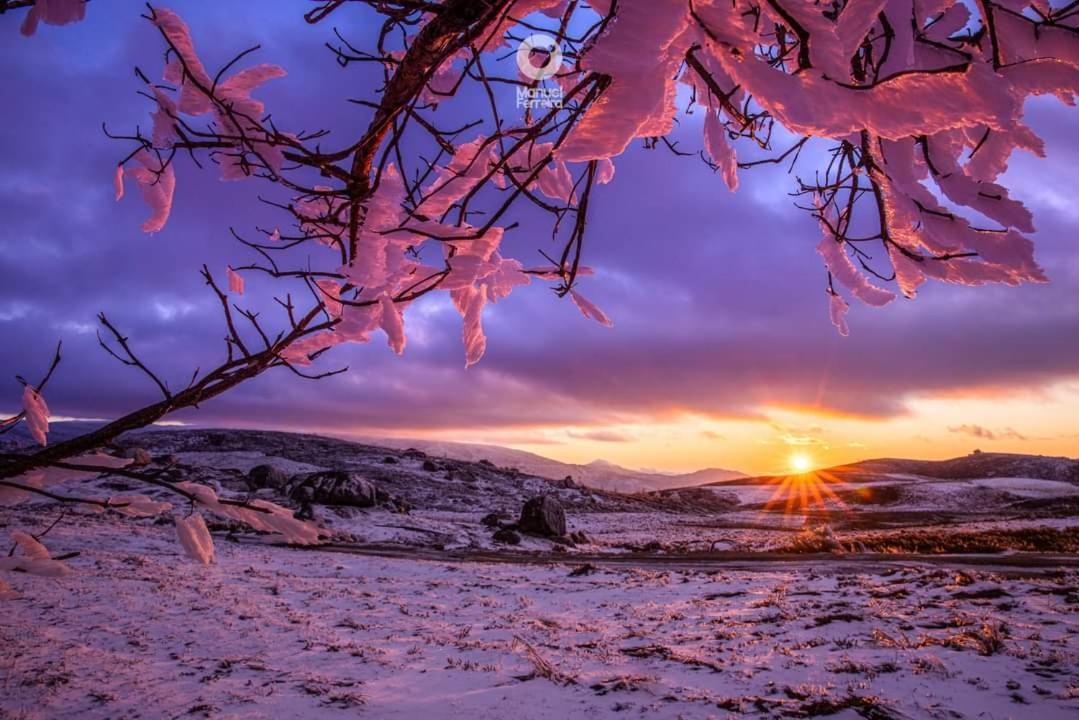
(788, 453), (814, 474)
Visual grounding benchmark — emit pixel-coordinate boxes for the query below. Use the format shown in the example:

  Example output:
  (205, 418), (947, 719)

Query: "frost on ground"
(1, 513), (1077, 720)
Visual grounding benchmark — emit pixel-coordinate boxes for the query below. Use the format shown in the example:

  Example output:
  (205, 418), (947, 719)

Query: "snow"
(1, 512), (1076, 719)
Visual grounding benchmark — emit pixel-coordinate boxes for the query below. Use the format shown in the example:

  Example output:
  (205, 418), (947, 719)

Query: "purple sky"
(2, 3), (1077, 473)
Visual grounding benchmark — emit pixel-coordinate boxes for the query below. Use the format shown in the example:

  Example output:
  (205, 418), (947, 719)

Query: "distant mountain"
(356, 436), (745, 493)
(703, 451), (1079, 487)
(6, 421), (744, 494)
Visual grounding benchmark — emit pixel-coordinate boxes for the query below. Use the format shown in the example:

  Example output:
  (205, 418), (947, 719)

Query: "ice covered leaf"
(703, 109), (738, 191)
(828, 291), (850, 337)
(378, 293), (406, 355)
(246, 500), (321, 545)
(278, 332), (341, 366)
(126, 150), (176, 233)
(109, 495), (173, 518)
(560, 0), (691, 162)
(174, 513), (214, 565)
(227, 267), (245, 295)
(569, 289), (614, 327)
(0, 530), (69, 577)
(10, 530), (49, 560)
(0, 469), (43, 506)
(817, 237), (895, 307)
(452, 286), (487, 368)
(153, 8), (214, 115)
(114, 164), (124, 202)
(0, 556), (71, 577)
(22, 385), (49, 447)
(20, 0), (86, 37)
(595, 158), (616, 185)
(150, 87), (178, 148)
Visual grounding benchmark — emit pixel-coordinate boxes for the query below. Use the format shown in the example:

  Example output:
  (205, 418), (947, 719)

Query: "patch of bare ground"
(779, 526), (1079, 554)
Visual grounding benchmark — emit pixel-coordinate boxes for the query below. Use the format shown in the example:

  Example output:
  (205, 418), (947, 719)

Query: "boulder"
(492, 528), (521, 545)
(289, 471), (376, 507)
(122, 447), (152, 467)
(518, 495), (566, 537)
(247, 464), (289, 491)
(480, 512), (507, 528)
(422, 460), (439, 472)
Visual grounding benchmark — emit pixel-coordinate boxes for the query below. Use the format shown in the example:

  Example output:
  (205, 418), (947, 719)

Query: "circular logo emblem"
(516, 34), (562, 81)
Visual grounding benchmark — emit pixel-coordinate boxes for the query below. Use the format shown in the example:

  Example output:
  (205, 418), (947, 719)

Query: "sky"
(1, 2), (1077, 476)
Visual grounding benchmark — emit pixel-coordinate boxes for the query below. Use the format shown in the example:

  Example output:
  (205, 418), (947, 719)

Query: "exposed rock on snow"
(518, 495), (567, 537)
(492, 527), (521, 545)
(246, 463), (289, 491)
(289, 470), (377, 507)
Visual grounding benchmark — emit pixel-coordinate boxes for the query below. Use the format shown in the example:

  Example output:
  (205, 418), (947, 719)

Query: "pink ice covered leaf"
(175, 512), (215, 565)
(378, 293), (406, 355)
(569, 289), (614, 327)
(21, 385), (49, 447)
(126, 150), (176, 234)
(227, 267), (245, 295)
(154, 8), (214, 115)
(10, 530), (49, 560)
(20, 0), (85, 37)
(113, 164), (124, 201)
(0, 530), (70, 577)
(817, 237), (895, 307)
(109, 494), (173, 518)
(828, 291), (850, 337)
(703, 108), (739, 191)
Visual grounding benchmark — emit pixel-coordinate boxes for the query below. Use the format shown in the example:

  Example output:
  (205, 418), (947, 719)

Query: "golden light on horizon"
(788, 452), (814, 474)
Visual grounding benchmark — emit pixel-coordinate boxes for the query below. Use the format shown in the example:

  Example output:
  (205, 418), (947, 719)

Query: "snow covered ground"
(1, 513), (1077, 719)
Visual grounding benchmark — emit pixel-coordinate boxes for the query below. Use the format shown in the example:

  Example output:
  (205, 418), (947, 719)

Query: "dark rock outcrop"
(518, 495), (566, 537)
(289, 471), (377, 507)
(492, 528), (521, 545)
(247, 464), (289, 491)
(480, 512), (507, 528)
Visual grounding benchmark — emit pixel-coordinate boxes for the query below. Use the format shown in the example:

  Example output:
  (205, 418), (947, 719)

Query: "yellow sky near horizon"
(391, 378), (1079, 476)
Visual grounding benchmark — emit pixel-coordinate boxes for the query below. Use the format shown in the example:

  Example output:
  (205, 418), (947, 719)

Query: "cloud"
(566, 429), (635, 443)
(947, 425), (1028, 442)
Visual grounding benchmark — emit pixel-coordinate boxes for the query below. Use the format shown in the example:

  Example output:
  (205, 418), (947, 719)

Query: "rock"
(569, 563), (597, 577)
(402, 448), (427, 459)
(161, 454), (181, 466)
(480, 512), (506, 528)
(122, 447), (152, 467)
(382, 456), (398, 465)
(518, 495), (566, 537)
(570, 531), (590, 545)
(478, 459), (495, 468)
(247, 464), (289, 491)
(555, 476), (577, 489)
(289, 471), (376, 507)
(492, 528), (521, 545)
(422, 460), (439, 472)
